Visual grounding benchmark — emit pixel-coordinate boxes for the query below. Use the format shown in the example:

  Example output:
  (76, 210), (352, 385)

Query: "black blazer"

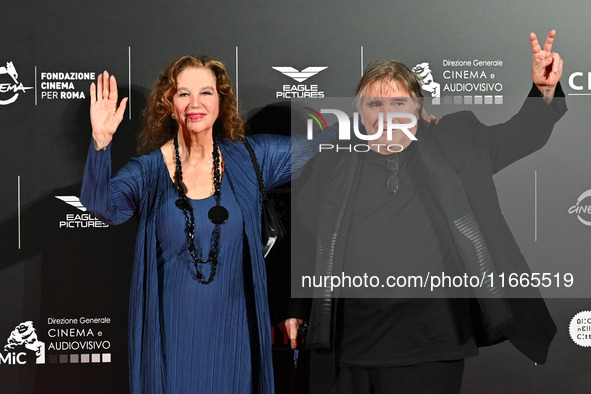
(291, 84), (567, 390)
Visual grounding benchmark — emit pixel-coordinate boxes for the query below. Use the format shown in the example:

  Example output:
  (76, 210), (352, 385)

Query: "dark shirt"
(337, 139), (477, 367)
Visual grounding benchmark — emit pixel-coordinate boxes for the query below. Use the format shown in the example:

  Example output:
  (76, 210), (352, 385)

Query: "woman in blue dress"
(81, 56), (293, 393)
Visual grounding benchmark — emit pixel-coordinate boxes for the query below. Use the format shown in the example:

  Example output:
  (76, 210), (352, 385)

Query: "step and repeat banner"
(1, 1), (591, 393)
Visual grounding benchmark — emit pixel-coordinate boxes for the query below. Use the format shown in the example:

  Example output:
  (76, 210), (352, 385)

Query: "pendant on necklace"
(208, 205), (229, 225)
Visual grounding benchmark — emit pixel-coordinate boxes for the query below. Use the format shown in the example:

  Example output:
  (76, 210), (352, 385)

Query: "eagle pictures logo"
(273, 66), (327, 99)
(55, 196), (108, 228)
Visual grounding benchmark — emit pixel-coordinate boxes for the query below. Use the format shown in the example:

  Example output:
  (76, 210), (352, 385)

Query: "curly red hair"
(137, 55), (244, 155)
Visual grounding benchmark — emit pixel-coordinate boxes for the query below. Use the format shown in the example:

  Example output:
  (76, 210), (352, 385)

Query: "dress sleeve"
(80, 141), (146, 226)
(249, 126), (338, 190)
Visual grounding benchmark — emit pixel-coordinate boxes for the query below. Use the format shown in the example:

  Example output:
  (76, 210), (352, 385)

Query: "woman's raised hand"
(90, 71), (128, 150)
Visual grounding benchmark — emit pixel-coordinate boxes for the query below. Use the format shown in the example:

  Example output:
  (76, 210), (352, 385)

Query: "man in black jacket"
(286, 30), (566, 393)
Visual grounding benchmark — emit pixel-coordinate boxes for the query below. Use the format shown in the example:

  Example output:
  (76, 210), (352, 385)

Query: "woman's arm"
(81, 71), (139, 225)
(80, 143), (146, 226)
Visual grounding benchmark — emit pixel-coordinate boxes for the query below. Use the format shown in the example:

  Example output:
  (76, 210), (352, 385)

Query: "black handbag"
(243, 138), (286, 257)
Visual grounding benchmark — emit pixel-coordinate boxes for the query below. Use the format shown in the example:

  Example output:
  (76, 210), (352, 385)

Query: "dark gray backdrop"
(1, 1), (590, 393)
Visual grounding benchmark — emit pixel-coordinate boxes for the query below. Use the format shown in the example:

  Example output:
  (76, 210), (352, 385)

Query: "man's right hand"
(284, 318), (304, 350)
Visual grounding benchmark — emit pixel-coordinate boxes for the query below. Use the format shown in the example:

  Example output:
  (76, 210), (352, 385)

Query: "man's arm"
(470, 30), (566, 173)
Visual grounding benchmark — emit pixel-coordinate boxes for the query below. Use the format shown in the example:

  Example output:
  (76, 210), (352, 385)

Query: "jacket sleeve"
(439, 83), (567, 174)
(474, 82), (567, 173)
(80, 141), (146, 226)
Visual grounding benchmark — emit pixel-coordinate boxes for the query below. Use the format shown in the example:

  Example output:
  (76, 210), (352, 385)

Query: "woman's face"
(172, 66), (220, 136)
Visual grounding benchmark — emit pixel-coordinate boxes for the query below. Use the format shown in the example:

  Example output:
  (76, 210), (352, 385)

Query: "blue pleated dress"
(156, 174), (251, 393)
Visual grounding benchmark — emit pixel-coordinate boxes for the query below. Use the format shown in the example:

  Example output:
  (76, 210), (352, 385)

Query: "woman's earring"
(171, 113), (176, 119)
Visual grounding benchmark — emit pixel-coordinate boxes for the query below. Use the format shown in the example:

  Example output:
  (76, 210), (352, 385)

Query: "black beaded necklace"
(173, 135), (228, 284)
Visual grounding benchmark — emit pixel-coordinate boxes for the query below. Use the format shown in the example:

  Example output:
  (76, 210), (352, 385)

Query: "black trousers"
(328, 360), (465, 394)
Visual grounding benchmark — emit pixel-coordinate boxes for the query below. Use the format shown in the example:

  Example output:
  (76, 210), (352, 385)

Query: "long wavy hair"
(137, 55), (244, 155)
(355, 60), (424, 112)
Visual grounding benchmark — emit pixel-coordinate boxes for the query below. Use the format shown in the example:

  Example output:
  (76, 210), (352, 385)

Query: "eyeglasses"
(386, 155), (399, 196)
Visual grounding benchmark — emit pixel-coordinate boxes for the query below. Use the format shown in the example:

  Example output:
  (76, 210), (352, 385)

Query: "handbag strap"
(243, 137), (268, 201)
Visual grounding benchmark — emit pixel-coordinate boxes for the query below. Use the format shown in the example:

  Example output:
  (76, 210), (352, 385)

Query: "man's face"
(359, 79), (420, 152)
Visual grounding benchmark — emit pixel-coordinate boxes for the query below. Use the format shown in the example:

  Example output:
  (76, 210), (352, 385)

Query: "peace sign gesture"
(530, 29), (563, 99)
(89, 71), (128, 150)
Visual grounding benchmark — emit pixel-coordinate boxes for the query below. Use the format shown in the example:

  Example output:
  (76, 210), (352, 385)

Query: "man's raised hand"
(531, 29), (563, 100)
